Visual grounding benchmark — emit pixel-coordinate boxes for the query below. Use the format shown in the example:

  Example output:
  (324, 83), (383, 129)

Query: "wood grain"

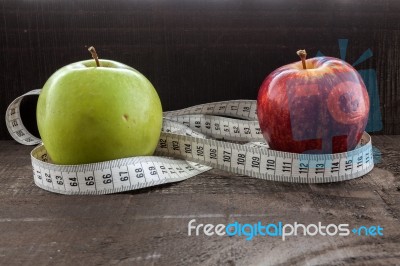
(1, 0), (400, 139)
(0, 136), (399, 265)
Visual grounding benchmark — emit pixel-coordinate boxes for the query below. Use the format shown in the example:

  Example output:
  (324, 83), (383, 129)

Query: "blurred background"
(1, 0), (399, 139)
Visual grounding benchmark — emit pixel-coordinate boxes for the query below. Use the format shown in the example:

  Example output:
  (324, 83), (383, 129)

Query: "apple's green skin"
(37, 59), (163, 165)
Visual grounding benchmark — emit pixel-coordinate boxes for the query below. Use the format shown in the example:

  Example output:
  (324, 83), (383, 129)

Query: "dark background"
(1, 0), (399, 140)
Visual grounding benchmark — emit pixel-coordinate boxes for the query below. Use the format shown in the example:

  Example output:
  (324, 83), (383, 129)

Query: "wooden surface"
(0, 136), (399, 265)
(1, 0), (400, 139)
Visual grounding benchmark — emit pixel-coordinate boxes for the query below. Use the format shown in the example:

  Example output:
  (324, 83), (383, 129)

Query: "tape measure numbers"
(6, 90), (374, 195)
(6, 89), (42, 146)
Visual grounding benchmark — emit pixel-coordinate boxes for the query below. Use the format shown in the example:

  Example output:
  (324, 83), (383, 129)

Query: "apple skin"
(257, 56), (370, 154)
(37, 59), (163, 165)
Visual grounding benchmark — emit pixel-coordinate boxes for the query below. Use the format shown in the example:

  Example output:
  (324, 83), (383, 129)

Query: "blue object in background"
(357, 69), (383, 132)
(316, 39), (383, 163)
(317, 39), (383, 133)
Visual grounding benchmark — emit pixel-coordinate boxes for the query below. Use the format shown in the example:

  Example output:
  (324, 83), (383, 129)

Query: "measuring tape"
(6, 90), (374, 195)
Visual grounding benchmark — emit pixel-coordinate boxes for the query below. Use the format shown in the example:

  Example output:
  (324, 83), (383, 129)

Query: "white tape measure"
(6, 90), (374, 195)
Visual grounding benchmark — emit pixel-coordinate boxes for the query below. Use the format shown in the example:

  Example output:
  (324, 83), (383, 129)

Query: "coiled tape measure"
(6, 90), (374, 195)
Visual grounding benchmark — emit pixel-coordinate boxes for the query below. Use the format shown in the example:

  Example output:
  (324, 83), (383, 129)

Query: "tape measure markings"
(31, 144), (211, 195)
(164, 100), (258, 121)
(6, 89), (42, 145)
(7, 89), (374, 194)
(155, 132), (373, 184)
(166, 114), (264, 141)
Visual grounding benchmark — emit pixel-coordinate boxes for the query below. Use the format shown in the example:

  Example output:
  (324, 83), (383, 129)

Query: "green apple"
(37, 48), (163, 165)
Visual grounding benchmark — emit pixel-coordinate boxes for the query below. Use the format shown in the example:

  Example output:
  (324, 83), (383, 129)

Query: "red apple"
(257, 50), (370, 154)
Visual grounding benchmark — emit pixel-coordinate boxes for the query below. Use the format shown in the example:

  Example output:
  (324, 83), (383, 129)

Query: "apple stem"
(88, 46), (100, 67)
(297, 49), (307, 70)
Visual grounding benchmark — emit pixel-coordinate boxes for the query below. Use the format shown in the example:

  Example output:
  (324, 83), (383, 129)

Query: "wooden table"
(0, 136), (399, 265)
